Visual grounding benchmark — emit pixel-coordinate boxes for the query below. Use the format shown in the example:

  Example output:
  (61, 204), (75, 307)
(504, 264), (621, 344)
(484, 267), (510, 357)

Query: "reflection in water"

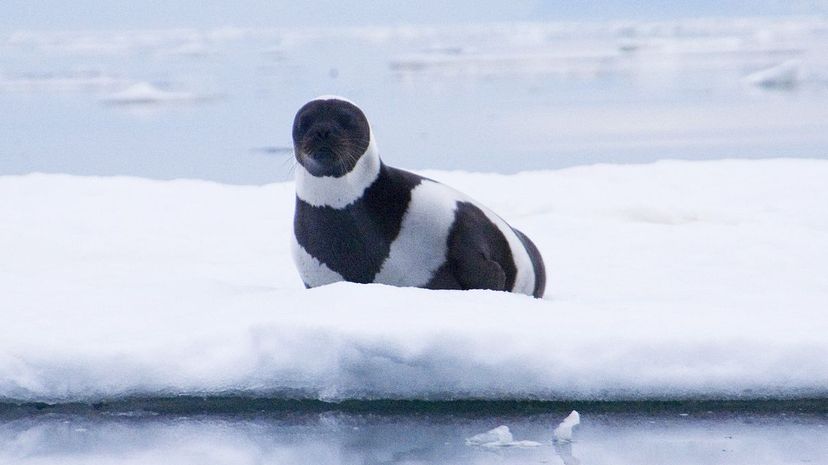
(554, 440), (581, 465)
(1, 410), (826, 465)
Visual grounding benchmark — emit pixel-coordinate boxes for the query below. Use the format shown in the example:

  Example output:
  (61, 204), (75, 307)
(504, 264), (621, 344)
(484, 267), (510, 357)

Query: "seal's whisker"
(277, 152), (298, 176)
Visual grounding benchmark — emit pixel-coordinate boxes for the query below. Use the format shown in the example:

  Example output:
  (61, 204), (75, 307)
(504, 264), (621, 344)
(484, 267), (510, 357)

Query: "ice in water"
(553, 410), (580, 442)
(466, 425), (542, 448)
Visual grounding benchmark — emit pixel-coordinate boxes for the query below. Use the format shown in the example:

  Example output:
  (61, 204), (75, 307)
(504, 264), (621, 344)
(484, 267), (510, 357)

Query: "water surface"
(2, 400), (826, 464)
(2, 18), (828, 183)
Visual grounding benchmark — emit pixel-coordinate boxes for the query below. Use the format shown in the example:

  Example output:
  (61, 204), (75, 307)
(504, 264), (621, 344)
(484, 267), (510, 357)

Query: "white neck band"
(295, 133), (381, 209)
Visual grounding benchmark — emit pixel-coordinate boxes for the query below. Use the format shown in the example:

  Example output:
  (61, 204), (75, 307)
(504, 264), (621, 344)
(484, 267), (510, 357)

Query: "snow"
(465, 426), (542, 448)
(1, 159), (828, 403)
(553, 411), (580, 442)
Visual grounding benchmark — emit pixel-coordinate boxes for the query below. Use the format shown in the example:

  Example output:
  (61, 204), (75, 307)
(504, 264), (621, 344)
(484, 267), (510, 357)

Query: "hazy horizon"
(3, 0), (827, 32)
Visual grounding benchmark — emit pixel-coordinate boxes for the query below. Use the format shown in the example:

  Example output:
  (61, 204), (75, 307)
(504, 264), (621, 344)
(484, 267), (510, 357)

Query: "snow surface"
(1, 159), (828, 403)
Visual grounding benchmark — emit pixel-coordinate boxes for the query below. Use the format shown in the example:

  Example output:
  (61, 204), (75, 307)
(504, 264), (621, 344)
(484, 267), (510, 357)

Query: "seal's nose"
(311, 125), (334, 142)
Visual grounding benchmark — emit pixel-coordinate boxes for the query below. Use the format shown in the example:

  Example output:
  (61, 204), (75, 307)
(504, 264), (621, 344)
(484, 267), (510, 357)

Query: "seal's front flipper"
(426, 245), (507, 291)
(443, 201), (514, 292)
(452, 253), (507, 291)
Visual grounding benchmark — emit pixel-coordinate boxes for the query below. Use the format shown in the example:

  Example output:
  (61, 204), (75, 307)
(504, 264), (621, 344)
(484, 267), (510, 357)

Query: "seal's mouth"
(309, 146), (336, 163)
(298, 143), (346, 176)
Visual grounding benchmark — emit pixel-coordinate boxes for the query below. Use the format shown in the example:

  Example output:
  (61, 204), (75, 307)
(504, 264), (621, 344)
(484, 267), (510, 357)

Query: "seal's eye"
(298, 115), (313, 131)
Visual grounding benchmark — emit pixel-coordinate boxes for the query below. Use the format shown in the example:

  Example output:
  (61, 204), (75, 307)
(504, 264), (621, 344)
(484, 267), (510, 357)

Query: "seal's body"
(291, 96), (546, 298)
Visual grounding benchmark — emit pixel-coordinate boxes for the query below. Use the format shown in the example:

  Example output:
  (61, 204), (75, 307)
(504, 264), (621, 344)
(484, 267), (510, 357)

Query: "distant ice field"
(1, 159), (826, 403)
(2, 17), (828, 184)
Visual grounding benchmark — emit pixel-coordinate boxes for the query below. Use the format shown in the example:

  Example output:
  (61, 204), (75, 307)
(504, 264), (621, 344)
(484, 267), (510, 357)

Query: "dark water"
(1, 400), (826, 464)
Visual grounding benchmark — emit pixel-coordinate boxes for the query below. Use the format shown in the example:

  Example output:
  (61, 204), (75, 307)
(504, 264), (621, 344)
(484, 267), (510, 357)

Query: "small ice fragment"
(505, 440), (543, 448)
(466, 425), (513, 445)
(465, 425), (541, 448)
(744, 60), (801, 88)
(101, 82), (206, 105)
(553, 410), (580, 442)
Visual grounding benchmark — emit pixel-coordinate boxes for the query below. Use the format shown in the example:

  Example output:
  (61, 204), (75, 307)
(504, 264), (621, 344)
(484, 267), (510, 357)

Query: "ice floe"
(1, 159), (827, 403)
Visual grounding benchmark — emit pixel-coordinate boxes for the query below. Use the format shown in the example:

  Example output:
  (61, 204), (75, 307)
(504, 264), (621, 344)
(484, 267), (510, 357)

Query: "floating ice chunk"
(465, 425), (542, 448)
(0, 71), (130, 93)
(505, 440), (543, 448)
(466, 425), (513, 445)
(553, 411), (580, 443)
(744, 60), (801, 89)
(101, 82), (211, 105)
(2, 160), (828, 403)
(510, 440), (543, 448)
(161, 41), (217, 57)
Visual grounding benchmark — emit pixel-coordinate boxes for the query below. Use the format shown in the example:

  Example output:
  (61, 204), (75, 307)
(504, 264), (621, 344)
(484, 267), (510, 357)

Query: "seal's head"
(292, 96), (371, 178)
